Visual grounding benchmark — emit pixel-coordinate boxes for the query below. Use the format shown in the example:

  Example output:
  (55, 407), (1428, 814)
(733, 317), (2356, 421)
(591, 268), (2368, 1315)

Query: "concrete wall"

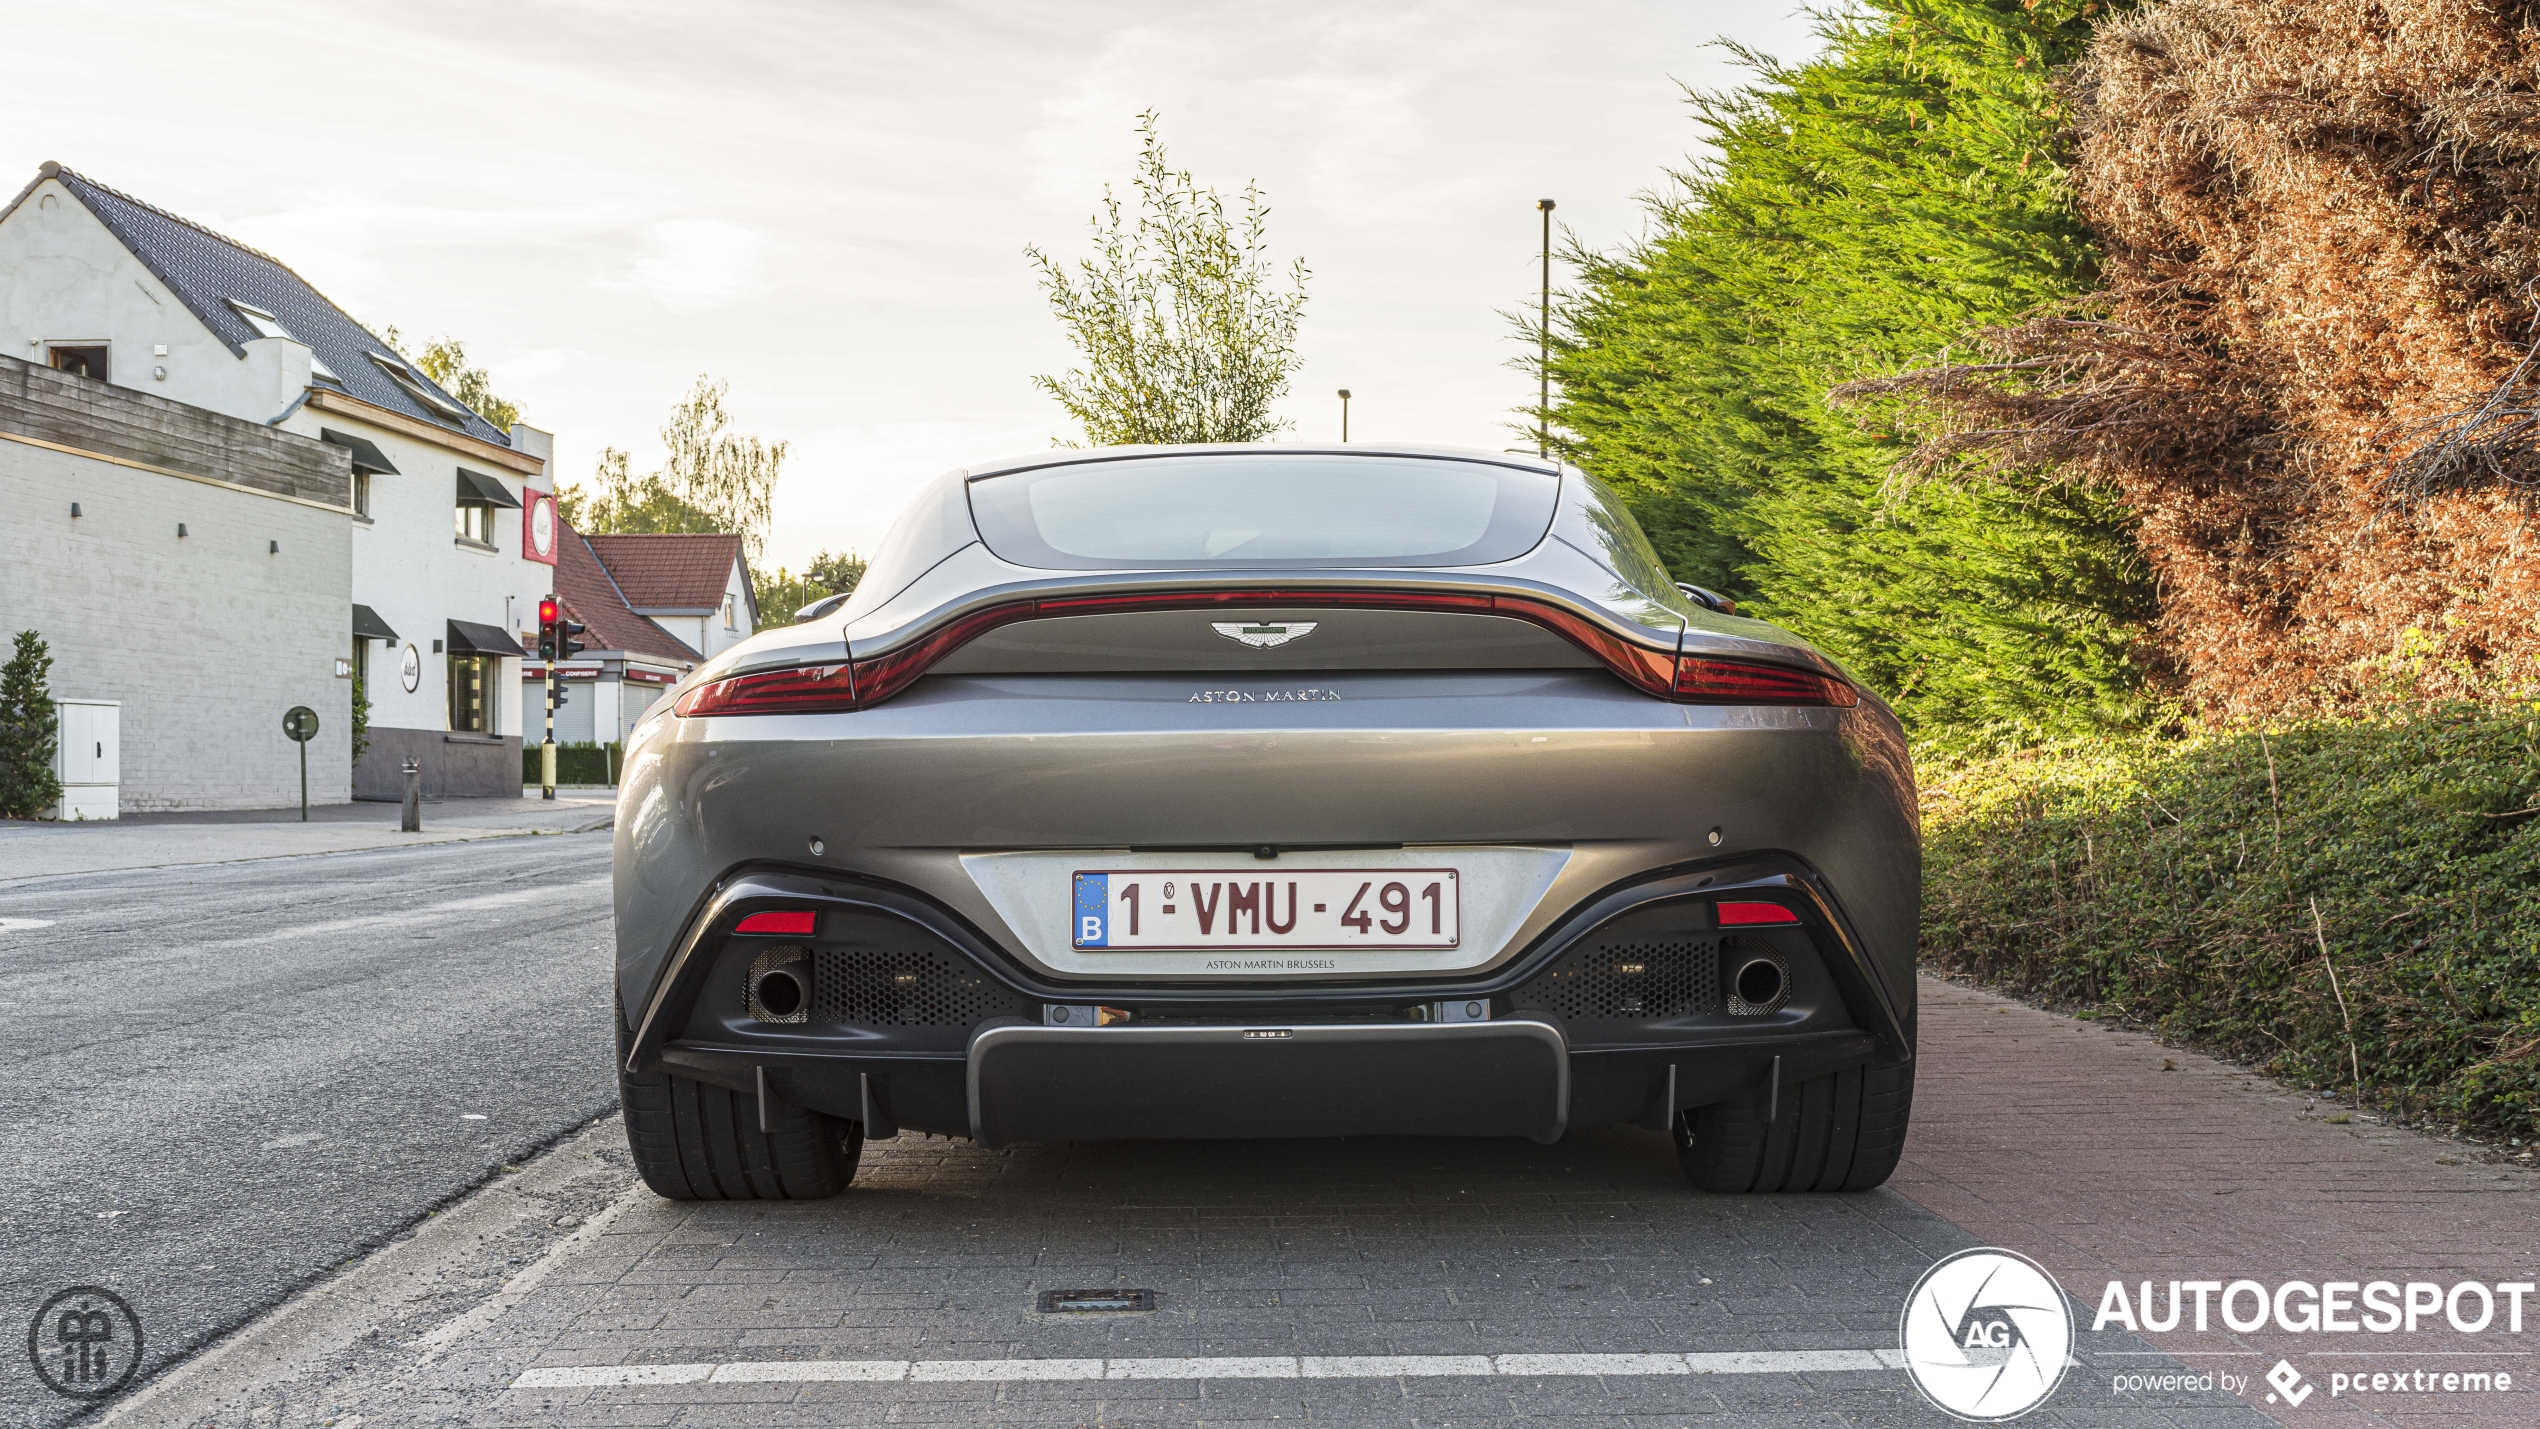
(0, 358), (353, 810)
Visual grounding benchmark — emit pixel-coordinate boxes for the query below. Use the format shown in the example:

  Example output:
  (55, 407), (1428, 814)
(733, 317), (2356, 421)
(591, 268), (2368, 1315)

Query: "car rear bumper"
(625, 864), (1907, 1145)
(967, 1019), (1571, 1146)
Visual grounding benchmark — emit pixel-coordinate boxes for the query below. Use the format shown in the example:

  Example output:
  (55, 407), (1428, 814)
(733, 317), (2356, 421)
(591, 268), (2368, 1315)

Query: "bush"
(1923, 705), (2540, 1138)
(1864, 0), (2540, 721)
(0, 631), (63, 819)
(523, 742), (622, 786)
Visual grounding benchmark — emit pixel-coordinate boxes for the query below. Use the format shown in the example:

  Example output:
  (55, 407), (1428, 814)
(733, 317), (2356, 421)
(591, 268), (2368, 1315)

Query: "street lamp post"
(1337, 389), (1351, 443)
(1537, 199), (1555, 458)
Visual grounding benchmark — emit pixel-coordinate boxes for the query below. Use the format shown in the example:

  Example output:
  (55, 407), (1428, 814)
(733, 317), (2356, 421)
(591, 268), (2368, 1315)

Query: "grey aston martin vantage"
(612, 444), (1917, 1200)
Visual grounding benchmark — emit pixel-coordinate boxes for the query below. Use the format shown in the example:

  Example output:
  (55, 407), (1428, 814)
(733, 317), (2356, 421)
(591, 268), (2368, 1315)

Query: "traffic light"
(536, 596), (560, 661)
(560, 618), (587, 659)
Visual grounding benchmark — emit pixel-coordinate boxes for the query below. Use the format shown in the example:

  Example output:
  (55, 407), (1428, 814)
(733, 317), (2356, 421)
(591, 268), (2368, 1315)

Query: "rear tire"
(618, 1008), (861, 1200)
(1674, 1061), (1913, 1193)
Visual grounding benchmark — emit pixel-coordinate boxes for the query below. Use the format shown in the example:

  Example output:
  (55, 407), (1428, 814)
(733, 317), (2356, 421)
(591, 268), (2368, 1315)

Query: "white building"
(523, 525), (755, 747)
(0, 161), (561, 802)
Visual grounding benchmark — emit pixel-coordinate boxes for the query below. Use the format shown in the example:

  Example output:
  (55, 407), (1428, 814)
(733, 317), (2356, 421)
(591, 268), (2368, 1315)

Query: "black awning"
(351, 604), (399, 642)
(456, 468), (522, 508)
(446, 617), (526, 658)
(320, 427), (400, 475)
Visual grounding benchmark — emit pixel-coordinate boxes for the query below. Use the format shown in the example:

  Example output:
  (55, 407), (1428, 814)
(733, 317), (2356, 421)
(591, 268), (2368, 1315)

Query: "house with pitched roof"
(1, 160), (561, 801)
(524, 523), (756, 747)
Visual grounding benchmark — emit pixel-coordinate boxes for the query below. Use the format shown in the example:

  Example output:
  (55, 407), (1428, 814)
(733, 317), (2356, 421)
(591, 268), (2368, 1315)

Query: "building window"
(722, 594), (736, 629)
(49, 345), (108, 382)
(353, 471), (372, 518)
(448, 653), (494, 732)
(455, 498), (493, 544)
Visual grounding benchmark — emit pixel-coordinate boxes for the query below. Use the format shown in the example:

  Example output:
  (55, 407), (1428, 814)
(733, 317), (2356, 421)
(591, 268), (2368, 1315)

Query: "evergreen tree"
(1544, 0), (2152, 748)
(0, 630), (62, 818)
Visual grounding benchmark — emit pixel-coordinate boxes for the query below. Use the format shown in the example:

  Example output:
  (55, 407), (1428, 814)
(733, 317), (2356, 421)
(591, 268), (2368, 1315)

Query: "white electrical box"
(53, 699), (121, 820)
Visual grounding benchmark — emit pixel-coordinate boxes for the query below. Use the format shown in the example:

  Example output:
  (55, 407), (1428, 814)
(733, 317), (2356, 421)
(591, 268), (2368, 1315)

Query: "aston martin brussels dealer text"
(612, 444), (1918, 1198)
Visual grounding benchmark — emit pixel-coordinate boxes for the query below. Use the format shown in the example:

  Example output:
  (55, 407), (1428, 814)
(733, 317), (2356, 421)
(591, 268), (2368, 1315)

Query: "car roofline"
(959, 442), (1564, 483)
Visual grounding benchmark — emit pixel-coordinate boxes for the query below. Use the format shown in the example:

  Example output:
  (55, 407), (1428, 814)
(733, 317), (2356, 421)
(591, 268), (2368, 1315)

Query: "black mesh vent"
(1513, 932), (1721, 1021)
(811, 944), (1025, 1029)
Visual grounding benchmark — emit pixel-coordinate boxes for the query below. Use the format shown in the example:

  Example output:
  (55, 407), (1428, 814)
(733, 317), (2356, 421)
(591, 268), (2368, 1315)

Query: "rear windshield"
(967, 454), (1560, 570)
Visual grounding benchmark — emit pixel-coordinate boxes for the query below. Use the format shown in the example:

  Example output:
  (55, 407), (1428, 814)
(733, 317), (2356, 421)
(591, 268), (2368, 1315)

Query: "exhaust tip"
(748, 951), (810, 1023)
(756, 965), (806, 1018)
(1728, 953), (1787, 1015)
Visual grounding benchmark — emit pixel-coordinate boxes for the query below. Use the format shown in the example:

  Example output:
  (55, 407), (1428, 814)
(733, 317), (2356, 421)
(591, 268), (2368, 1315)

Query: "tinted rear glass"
(967, 454), (1560, 570)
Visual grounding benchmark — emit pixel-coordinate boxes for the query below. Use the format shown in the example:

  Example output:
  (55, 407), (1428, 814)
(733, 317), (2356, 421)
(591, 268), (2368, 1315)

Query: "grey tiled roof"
(20, 162), (513, 447)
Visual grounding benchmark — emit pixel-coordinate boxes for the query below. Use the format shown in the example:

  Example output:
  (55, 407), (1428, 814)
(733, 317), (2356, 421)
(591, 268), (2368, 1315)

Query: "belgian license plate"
(1071, 869), (1460, 950)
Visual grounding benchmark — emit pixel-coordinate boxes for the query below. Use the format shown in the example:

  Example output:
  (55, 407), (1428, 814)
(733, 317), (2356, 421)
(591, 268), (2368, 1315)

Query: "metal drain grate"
(1038, 1288), (1156, 1314)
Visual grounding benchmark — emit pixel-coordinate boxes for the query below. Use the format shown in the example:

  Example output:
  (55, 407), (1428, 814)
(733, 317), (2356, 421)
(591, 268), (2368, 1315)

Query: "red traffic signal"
(537, 596), (560, 626)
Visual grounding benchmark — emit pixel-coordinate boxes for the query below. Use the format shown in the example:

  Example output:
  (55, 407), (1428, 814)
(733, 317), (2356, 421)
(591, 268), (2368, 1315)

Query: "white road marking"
(515, 1348), (1912, 1389)
(0, 918), (56, 933)
(410, 1191), (637, 1363)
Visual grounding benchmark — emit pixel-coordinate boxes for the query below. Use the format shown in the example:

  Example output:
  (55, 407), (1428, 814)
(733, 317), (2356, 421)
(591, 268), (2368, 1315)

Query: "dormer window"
(371, 352), (474, 424)
(228, 300), (338, 381)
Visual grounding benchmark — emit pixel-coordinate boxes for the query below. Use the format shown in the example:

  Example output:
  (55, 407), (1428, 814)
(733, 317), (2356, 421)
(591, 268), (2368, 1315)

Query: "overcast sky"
(6, 1), (1823, 573)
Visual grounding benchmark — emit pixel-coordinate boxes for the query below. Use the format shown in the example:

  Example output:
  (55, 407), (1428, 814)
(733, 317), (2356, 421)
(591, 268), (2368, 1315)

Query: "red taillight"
(1718, 901), (1800, 926)
(670, 587), (1856, 716)
(674, 663), (857, 716)
(1675, 655), (1857, 707)
(734, 909), (817, 935)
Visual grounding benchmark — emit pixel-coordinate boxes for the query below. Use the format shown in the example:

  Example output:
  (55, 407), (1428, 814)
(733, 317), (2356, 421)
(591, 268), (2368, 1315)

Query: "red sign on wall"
(522, 491), (559, 566)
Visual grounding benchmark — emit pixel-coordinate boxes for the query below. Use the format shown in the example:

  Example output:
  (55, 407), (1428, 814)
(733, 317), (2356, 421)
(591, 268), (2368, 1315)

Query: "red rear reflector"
(734, 910), (817, 935)
(1717, 901), (1800, 926)
(1675, 656), (1858, 707)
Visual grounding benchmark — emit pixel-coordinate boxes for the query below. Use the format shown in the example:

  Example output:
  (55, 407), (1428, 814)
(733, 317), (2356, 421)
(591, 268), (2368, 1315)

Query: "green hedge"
(1922, 704), (2540, 1139)
(1546, 0), (2154, 749)
(523, 741), (622, 786)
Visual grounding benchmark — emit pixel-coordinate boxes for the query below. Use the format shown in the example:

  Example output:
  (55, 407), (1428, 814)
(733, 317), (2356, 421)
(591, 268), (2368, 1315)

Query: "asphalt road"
(0, 833), (617, 1429)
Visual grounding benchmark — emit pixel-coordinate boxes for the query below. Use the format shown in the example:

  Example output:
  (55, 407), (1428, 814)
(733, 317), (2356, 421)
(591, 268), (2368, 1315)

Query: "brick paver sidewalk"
(1897, 976), (2540, 1426)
